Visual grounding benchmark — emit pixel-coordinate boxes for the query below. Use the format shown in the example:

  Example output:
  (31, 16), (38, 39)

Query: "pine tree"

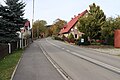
(5, 0), (26, 30)
(0, 4), (15, 42)
(77, 3), (106, 41)
(0, 0), (26, 43)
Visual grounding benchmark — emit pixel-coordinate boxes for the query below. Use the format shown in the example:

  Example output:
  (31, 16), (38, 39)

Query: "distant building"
(59, 10), (88, 39)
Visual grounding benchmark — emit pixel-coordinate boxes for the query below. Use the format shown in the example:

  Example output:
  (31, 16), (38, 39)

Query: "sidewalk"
(12, 41), (64, 80)
(93, 48), (120, 56)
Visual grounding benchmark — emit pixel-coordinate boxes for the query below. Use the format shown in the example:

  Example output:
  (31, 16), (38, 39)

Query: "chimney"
(74, 15), (76, 17)
(78, 13), (80, 15)
(71, 17), (73, 19)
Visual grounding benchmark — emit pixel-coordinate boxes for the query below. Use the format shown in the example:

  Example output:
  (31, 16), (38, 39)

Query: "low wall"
(114, 30), (120, 48)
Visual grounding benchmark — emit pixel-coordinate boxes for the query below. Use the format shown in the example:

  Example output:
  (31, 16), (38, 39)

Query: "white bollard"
(8, 43), (11, 53)
(20, 39), (22, 48)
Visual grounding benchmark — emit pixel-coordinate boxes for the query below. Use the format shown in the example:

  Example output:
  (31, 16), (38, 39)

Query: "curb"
(10, 49), (24, 80)
(38, 43), (73, 80)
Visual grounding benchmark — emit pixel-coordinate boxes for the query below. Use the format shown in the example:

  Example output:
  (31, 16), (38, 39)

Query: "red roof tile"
(60, 10), (88, 34)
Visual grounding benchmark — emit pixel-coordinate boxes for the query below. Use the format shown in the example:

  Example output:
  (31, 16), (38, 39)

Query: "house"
(59, 10), (88, 39)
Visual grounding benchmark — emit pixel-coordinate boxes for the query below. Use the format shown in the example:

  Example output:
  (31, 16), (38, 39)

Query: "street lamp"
(32, 0), (34, 41)
(33, 0), (34, 21)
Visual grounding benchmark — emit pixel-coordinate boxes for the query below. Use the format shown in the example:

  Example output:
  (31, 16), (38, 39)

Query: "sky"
(0, 0), (120, 25)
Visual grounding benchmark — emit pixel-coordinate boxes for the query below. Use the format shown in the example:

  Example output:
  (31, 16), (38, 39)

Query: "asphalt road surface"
(38, 38), (120, 80)
(12, 40), (64, 80)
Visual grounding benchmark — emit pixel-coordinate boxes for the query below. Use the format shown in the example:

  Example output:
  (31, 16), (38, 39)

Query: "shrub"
(102, 35), (114, 45)
(81, 35), (90, 45)
(68, 33), (75, 43)
(52, 35), (64, 41)
(68, 33), (74, 40)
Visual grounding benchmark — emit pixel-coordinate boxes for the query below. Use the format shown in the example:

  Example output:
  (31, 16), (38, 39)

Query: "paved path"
(93, 48), (120, 56)
(12, 40), (64, 80)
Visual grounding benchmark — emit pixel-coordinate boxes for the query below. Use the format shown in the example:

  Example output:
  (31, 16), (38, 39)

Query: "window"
(71, 28), (73, 31)
(75, 26), (77, 29)
(75, 34), (77, 38)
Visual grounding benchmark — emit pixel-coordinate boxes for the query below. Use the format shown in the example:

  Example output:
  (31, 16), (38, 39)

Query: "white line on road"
(71, 52), (120, 74)
(46, 39), (61, 48)
(39, 43), (73, 80)
(47, 39), (120, 74)
(66, 50), (70, 52)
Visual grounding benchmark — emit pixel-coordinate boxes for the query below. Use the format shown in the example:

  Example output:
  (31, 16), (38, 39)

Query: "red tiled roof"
(60, 10), (88, 34)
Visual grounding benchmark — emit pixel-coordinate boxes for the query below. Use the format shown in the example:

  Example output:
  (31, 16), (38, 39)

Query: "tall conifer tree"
(0, 0), (26, 43)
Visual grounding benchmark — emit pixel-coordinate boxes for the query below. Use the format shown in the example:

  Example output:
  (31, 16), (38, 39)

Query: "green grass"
(0, 49), (23, 80)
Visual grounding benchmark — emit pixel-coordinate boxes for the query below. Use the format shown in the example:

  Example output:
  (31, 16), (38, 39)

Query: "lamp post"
(32, 0), (34, 41)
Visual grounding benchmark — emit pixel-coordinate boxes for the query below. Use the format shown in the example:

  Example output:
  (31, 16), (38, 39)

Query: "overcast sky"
(0, 0), (120, 25)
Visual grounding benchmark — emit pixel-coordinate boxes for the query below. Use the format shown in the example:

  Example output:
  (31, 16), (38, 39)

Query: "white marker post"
(8, 43), (11, 53)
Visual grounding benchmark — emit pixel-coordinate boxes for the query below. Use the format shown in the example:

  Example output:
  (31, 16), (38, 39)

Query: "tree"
(45, 27), (53, 37)
(114, 16), (120, 29)
(50, 18), (67, 35)
(101, 17), (114, 38)
(77, 3), (106, 43)
(5, 0), (26, 29)
(101, 16), (120, 45)
(33, 20), (47, 38)
(0, 0), (26, 43)
(68, 33), (74, 40)
(0, 4), (19, 42)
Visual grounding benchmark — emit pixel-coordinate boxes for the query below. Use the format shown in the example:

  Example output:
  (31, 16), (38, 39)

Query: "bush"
(75, 37), (81, 45)
(68, 33), (74, 40)
(102, 35), (114, 45)
(81, 35), (90, 45)
(68, 33), (75, 43)
(52, 35), (64, 41)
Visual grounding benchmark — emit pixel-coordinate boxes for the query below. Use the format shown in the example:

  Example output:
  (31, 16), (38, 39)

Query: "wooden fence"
(0, 43), (9, 59)
(0, 39), (32, 59)
(0, 42), (20, 59)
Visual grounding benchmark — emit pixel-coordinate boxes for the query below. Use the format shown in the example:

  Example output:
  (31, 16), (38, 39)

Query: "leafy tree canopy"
(101, 16), (120, 45)
(77, 3), (106, 40)
(50, 18), (67, 35)
(33, 20), (47, 38)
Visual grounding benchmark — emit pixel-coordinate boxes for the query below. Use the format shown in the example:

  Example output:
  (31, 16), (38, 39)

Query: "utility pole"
(32, 0), (34, 41)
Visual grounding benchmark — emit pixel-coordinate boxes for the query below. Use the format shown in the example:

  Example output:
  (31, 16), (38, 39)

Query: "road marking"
(71, 52), (120, 74)
(47, 39), (120, 74)
(46, 39), (61, 48)
(66, 50), (70, 52)
(39, 43), (73, 80)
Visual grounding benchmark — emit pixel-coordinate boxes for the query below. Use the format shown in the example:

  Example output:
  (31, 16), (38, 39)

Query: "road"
(12, 40), (64, 80)
(38, 38), (120, 80)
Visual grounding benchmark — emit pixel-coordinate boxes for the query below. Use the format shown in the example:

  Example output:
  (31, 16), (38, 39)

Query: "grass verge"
(0, 49), (23, 80)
